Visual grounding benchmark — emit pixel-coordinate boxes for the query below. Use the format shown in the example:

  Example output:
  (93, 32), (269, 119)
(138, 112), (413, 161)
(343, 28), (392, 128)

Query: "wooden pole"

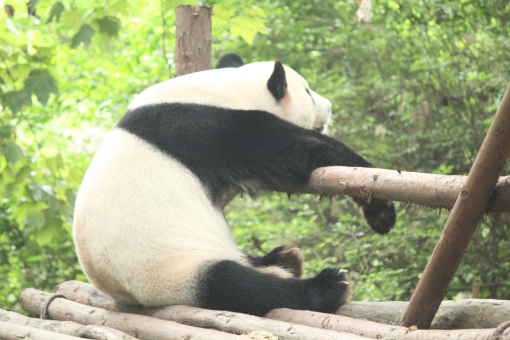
(0, 308), (134, 340)
(303, 167), (510, 213)
(400, 83), (510, 329)
(19, 289), (238, 340)
(174, 5), (212, 77)
(0, 321), (82, 340)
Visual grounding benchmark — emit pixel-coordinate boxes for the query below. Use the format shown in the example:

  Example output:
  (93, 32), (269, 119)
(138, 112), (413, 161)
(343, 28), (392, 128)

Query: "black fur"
(267, 61), (287, 100)
(117, 103), (396, 234)
(216, 53), (245, 69)
(197, 260), (349, 316)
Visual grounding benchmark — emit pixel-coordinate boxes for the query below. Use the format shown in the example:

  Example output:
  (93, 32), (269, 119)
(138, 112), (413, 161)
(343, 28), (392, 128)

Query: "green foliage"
(1, 0), (509, 311)
(228, 0), (510, 301)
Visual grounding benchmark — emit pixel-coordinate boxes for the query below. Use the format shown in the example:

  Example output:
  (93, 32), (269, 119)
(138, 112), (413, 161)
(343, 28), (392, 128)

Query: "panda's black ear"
(267, 61), (287, 101)
(216, 53), (244, 68)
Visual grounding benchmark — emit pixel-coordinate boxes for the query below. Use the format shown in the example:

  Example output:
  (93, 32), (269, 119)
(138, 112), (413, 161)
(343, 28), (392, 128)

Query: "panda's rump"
(73, 128), (246, 306)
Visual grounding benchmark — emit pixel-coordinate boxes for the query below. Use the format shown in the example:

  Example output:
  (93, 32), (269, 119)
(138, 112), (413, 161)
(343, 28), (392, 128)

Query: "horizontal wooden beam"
(301, 166), (509, 213)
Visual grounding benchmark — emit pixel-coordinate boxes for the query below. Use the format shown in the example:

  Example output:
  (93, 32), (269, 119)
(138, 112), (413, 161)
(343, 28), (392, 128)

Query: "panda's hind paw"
(305, 267), (352, 313)
(253, 246), (304, 278)
(276, 247), (304, 278)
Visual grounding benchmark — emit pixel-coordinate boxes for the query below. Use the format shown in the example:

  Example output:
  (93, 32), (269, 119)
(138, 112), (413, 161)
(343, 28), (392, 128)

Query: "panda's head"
(128, 53), (332, 132)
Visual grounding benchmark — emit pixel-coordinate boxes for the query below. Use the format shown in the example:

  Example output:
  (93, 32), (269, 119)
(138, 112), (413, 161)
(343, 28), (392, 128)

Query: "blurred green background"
(1, 0), (509, 312)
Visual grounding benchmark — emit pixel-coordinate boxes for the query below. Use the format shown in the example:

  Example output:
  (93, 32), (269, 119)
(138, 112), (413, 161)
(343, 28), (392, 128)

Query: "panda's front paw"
(360, 199), (396, 234)
(305, 268), (351, 313)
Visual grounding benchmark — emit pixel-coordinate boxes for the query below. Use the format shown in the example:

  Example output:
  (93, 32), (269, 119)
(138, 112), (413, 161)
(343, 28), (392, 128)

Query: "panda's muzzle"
(314, 125), (326, 133)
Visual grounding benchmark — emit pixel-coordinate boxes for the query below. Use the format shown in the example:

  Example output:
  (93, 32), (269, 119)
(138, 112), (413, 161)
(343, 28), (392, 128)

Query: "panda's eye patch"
(305, 88), (316, 106)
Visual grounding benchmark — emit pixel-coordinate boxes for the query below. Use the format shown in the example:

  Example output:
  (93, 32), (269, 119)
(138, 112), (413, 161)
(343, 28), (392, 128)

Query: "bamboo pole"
(303, 167), (510, 212)
(400, 83), (510, 329)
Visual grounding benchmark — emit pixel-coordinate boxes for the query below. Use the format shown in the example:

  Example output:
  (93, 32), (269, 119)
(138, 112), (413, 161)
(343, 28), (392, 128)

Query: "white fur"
(128, 62), (331, 131)
(74, 129), (249, 306)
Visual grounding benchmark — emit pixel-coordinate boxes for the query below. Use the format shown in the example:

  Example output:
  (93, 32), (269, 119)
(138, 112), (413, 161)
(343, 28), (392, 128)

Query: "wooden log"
(18, 289), (238, 340)
(400, 83), (510, 329)
(50, 281), (510, 340)
(0, 307), (134, 340)
(267, 308), (510, 340)
(301, 166), (510, 213)
(56, 280), (510, 330)
(53, 281), (371, 340)
(337, 299), (510, 329)
(0, 320), (81, 340)
(174, 5), (212, 77)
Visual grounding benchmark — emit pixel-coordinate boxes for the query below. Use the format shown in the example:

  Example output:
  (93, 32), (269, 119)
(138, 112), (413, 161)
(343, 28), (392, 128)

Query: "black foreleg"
(236, 118), (397, 234)
(304, 134), (397, 234)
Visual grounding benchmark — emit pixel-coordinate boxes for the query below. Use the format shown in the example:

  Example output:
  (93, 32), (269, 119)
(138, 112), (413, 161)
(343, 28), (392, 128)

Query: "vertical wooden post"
(174, 5), (212, 77)
(400, 83), (510, 329)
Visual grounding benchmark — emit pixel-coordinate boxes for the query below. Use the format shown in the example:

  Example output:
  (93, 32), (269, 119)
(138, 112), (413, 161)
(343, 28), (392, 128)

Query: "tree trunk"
(400, 83), (510, 329)
(301, 167), (510, 213)
(174, 5), (212, 77)
(18, 289), (238, 340)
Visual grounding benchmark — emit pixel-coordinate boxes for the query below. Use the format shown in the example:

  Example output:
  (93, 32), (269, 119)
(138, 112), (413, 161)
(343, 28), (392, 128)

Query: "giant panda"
(73, 53), (396, 317)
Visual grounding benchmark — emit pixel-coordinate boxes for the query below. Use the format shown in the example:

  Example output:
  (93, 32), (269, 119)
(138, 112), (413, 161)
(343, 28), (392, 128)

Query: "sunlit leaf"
(2, 141), (24, 165)
(10, 201), (48, 228)
(34, 218), (63, 246)
(94, 16), (120, 37)
(27, 0), (40, 17)
(71, 24), (95, 48)
(23, 69), (59, 105)
(61, 9), (83, 30)
(47, 2), (65, 23)
(68, 168), (84, 187)
(165, 0), (196, 10)
(46, 154), (64, 174)
(25, 212), (45, 233)
(5, 90), (32, 114)
(0, 126), (11, 141)
(29, 184), (53, 201)
(212, 3), (236, 18)
(229, 15), (267, 45)
(108, 0), (130, 16)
